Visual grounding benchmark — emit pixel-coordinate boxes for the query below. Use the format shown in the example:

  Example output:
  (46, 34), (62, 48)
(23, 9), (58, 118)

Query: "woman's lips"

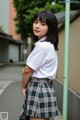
(34, 29), (40, 33)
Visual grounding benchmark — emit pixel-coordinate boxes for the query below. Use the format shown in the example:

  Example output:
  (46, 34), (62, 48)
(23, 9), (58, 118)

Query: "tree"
(45, 2), (64, 13)
(13, 0), (64, 40)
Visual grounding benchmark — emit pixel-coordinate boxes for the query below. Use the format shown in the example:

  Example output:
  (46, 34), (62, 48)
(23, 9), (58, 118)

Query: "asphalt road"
(0, 65), (25, 120)
(0, 65), (24, 81)
(0, 65), (62, 120)
(0, 81), (24, 120)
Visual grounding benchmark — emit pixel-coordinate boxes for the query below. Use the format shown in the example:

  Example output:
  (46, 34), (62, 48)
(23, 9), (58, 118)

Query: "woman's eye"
(41, 22), (46, 26)
(34, 20), (38, 24)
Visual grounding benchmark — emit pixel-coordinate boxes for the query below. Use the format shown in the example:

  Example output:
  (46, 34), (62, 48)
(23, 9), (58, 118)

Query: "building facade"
(0, 0), (20, 39)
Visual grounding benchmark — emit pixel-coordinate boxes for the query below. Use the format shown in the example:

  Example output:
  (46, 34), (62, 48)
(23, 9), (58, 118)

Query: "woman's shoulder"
(39, 41), (51, 48)
(40, 41), (55, 50)
(35, 41), (55, 54)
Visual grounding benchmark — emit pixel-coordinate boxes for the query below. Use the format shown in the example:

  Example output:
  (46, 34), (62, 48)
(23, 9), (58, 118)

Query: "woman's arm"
(22, 65), (33, 96)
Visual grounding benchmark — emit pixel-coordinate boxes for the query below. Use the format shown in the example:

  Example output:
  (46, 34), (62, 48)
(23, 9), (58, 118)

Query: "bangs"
(34, 12), (48, 23)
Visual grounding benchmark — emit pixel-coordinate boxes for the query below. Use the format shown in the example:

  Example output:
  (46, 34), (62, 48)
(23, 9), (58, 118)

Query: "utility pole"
(62, 0), (70, 120)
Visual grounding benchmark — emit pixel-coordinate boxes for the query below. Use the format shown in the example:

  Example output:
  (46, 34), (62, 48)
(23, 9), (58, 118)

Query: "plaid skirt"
(21, 77), (58, 118)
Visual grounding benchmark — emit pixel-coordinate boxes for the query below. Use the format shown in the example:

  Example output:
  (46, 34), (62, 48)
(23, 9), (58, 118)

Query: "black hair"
(32, 11), (59, 50)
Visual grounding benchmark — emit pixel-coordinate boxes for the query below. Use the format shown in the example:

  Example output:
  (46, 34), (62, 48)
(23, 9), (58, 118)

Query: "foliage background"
(13, 0), (65, 40)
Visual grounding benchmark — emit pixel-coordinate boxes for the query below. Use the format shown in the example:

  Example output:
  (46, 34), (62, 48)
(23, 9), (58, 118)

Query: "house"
(0, 32), (24, 63)
(55, 10), (77, 24)
(57, 9), (80, 94)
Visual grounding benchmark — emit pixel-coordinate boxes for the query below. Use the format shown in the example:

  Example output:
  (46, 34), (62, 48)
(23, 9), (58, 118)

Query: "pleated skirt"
(21, 77), (58, 118)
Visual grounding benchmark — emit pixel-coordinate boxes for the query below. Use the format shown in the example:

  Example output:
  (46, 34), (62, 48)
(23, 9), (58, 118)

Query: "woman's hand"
(22, 88), (26, 97)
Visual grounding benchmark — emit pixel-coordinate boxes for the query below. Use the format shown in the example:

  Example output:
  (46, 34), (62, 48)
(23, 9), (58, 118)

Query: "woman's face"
(33, 18), (48, 39)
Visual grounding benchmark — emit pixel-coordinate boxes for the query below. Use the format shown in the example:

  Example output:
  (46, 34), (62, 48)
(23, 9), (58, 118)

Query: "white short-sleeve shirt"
(26, 37), (58, 80)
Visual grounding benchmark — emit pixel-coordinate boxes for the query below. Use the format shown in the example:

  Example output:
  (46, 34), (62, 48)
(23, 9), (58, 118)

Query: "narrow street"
(0, 64), (62, 120)
(0, 64), (24, 81)
(0, 64), (25, 120)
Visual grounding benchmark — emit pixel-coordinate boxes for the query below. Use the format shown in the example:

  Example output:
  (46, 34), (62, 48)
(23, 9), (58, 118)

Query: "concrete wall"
(57, 16), (80, 94)
(0, 0), (9, 33)
(53, 79), (80, 120)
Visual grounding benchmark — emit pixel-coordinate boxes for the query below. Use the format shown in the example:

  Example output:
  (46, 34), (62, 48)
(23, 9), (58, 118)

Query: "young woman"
(21, 11), (59, 120)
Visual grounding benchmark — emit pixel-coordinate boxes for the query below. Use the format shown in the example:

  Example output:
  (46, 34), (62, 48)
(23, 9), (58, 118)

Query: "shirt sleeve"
(26, 45), (47, 71)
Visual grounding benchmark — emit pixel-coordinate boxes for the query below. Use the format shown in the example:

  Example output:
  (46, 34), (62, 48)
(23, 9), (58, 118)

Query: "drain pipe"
(62, 1), (70, 120)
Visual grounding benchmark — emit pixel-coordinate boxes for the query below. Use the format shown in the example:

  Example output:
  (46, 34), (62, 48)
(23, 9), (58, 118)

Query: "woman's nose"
(35, 23), (40, 28)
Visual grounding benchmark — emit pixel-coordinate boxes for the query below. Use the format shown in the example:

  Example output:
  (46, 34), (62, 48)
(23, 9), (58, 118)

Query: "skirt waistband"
(31, 77), (52, 84)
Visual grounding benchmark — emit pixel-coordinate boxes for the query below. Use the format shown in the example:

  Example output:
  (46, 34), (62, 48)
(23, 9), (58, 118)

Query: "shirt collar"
(35, 36), (47, 46)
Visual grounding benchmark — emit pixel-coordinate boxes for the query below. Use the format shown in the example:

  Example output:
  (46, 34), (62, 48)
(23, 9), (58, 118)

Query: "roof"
(55, 10), (77, 24)
(58, 9), (80, 31)
(0, 32), (24, 45)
